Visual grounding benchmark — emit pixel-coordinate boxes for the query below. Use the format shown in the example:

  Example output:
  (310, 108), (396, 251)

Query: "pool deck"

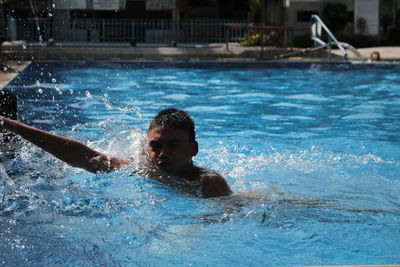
(0, 60), (31, 91)
(1, 42), (400, 91)
(1, 41), (339, 63)
(331, 46), (400, 61)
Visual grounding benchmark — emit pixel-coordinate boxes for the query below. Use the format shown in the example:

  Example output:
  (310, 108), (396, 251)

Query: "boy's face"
(147, 125), (198, 176)
(371, 53), (380, 61)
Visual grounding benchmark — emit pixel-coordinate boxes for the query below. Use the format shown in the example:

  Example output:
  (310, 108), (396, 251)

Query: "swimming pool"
(1, 61), (400, 266)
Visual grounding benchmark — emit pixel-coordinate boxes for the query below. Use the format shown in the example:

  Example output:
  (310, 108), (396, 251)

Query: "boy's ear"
(192, 141), (199, 157)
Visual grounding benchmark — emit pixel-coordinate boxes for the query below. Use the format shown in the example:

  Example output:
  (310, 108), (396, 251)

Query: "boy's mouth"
(157, 161), (171, 169)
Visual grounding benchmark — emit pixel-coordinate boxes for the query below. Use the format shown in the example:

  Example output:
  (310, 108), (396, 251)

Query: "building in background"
(263, 0), (399, 36)
(1, 0), (399, 44)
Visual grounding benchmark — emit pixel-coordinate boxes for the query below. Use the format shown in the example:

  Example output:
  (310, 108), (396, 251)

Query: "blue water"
(1, 61), (400, 266)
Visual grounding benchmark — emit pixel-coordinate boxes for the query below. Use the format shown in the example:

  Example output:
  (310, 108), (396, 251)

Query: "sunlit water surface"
(1, 61), (400, 266)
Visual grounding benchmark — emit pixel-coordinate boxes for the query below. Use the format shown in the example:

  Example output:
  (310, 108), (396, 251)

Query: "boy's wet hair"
(149, 108), (196, 141)
(370, 51), (381, 61)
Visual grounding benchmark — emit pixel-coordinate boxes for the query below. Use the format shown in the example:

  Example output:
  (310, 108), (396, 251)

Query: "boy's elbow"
(68, 153), (124, 173)
(85, 155), (129, 173)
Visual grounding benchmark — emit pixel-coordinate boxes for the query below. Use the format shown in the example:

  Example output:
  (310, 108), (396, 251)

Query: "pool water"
(1, 61), (400, 266)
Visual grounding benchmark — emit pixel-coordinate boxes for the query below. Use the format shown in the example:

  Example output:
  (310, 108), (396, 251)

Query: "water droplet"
(52, 78), (56, 83)
(55, 85), (62, 94)
(37, 88), (43, 94)
(85, 91), (92, 98)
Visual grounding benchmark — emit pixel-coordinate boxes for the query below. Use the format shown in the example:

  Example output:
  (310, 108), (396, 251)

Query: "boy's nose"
(159, 147), (170, 158)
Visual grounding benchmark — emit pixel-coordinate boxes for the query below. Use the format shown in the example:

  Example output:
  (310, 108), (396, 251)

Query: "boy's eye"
(149, 141), (161, 150)
(169, 141), (180, 148)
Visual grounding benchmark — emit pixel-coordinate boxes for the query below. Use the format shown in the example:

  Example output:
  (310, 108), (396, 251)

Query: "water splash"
(54, 85), (62, 95)
(84, 91), (142, 118)
(203, 144), (391, 175)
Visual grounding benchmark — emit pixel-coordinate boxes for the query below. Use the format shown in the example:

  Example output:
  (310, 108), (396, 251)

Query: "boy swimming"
(0, 108), (231, 198)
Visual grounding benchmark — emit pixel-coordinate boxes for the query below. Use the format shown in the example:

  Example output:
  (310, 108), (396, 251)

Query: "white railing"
(14, 18), (249, 44)
(310, 15), (348, 61)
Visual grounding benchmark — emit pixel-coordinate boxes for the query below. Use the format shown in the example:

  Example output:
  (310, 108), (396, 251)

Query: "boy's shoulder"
(197, 167), (231, 198)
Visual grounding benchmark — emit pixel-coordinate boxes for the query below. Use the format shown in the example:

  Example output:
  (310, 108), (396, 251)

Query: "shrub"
(293, 33), (381, 49)
(240, 32), (271, 46)
(322, 3), (348, 33)
(336, 34), (380, 48)
(385, 28), (400, 45)
(357, 17), (367, 34)
(293, 34), (313, 48)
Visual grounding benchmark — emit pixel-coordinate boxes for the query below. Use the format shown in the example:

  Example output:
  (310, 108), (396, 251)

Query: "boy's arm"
(1, 116), (129, 173)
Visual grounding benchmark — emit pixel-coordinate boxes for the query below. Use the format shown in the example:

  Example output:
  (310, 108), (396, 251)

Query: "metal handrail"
(310, 15), (347, 61)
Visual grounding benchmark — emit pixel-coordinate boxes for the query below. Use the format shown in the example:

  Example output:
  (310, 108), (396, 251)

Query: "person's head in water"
(147, 109), (199, 176)
(370, 51), (381, 62)
(149, 108), (196, 141)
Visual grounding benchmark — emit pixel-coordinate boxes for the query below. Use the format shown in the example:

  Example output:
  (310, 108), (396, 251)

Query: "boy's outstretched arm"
(0, 116), (129, 173)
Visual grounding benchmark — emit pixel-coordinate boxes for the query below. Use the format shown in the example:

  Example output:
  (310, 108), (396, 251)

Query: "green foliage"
(381, 15), (392, 31)
(336, 34), (380, 48)
(357, 17), (367, 33)
(240, 32), (271, 46)
(322, 3), (348, 33)
(293, 34), (313, 48)
(247, 0), (263, 24)
(187, 0), (215, 8)
(293, 32), (400, 49)
(247, 0), (263, 12)
(383, 28), (400, 45)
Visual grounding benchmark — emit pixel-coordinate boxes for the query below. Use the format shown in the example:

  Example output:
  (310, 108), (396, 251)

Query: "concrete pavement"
(1, 41), (294, 61)
(332, 46), (400, 61)
(0, 61), (31, 91)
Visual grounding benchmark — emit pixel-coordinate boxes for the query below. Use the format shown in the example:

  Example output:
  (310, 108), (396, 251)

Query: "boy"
(0, 108), (231, 198)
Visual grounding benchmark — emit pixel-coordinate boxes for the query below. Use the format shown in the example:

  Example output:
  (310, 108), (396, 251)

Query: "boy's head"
(147, 109), (198, 176)
(370, 51), (381, 62)
(148, 108), (196, 141)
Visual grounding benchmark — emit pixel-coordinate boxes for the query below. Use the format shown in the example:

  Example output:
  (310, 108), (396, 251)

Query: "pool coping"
(2, 41), (343, 61)
(0, 61), (31, 91)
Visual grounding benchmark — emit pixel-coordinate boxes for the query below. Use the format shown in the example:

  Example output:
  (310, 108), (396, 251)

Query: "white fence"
(14, 18), (249, 44)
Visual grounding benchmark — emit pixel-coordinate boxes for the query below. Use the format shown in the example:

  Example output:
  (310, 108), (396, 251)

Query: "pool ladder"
(310, 15), (348, 61)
